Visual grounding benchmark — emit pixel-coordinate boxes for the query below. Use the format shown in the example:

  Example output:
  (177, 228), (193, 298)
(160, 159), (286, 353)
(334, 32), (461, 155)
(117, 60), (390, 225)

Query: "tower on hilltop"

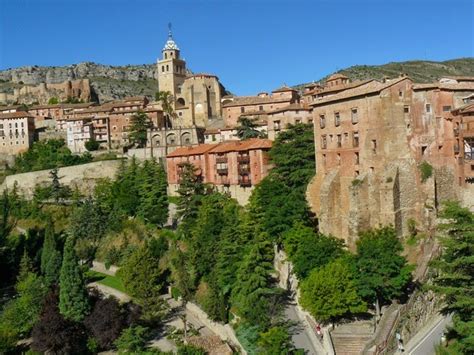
(157, 24), (187, 96)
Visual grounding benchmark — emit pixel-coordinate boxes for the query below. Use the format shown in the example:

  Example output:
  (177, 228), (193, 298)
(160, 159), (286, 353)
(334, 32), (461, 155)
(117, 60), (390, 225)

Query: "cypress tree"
(41, 222), (62, 285)
(59, 237), (89, 321)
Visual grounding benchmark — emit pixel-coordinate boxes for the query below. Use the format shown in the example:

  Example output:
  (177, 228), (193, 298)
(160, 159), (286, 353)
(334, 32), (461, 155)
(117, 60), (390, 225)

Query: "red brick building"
(166, 138), (272, 204)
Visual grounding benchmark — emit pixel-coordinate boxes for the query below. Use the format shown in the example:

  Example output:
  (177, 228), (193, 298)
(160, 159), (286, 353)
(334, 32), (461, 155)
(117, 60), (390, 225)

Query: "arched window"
(181, 132), (192, 145)
(167, 133), (176, 145)
(166, 65), (169, 71)
(176, 98), (185, 108)
(165, 53), (168, 59)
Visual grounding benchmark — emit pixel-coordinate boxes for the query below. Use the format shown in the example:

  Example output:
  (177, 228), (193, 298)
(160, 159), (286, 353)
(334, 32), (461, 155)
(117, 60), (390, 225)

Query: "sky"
(0, 0), (473, 95)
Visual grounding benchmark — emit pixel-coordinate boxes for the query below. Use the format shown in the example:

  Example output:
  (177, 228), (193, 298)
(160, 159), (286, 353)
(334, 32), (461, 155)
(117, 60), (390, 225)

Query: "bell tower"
(157, 24), (187, 96)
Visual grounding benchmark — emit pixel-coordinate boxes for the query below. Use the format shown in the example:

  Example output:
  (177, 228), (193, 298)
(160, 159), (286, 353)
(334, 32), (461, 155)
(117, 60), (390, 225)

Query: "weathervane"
(168, 22), (172, 39)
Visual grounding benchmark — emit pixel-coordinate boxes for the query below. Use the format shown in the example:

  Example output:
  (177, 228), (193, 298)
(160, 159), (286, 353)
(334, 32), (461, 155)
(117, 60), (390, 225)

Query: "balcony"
(237, 155), (250, 163)
(238, 166), (250, 174)
(217, 168), (228, 175)
(239, 180), (252, 187)
(216, 156), (228, 164)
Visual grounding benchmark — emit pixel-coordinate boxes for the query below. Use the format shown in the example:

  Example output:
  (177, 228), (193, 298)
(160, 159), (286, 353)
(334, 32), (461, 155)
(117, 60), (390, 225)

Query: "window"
(166, 65), (169, 71)
(321, 135), (327, 149)
(399, 90), (403, 98)
(337, 134), (342, 148)
(162, 66), (165, 72)
(295, 119), (301, 124)
(337, 153), (341, 165)
(425, 104), (431, 113)
(443, 105), (452, 112)
(352, 131), (359, 147)
(274, 120), (281, 131)
(320, 114), (326, 128)
(259, 106), (263, 111)
(371, 139), (377, 152)
(322, 154), (326, 166)
(351, 108), (358, 123)
(404, 106), (410, 113)
(240, 107), (245, 113)
(334, 112), (340, 126)
(354, 152), (359, 165)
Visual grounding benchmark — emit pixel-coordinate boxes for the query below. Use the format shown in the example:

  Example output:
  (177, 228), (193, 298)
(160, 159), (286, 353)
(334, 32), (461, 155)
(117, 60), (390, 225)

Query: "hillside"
(296, 58), (474, 88)
(0, 58), (473, 103)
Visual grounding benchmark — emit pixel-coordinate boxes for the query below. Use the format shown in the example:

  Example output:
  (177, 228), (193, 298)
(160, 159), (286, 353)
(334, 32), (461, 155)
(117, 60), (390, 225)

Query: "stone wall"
(0, 160), (121, 197)
(185, 302), (246, 355)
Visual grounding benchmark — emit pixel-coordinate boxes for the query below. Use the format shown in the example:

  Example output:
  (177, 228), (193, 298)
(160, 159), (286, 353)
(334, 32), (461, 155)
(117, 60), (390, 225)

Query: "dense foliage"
(432, 202), (474, 354)
(128, 111), (152, 147)
(353, 226), (413, 316)
(59, 237), (90, 322)
(9, 139), (92, 174)
(235, 117), (267, 140)
(300, 259), (366, 322)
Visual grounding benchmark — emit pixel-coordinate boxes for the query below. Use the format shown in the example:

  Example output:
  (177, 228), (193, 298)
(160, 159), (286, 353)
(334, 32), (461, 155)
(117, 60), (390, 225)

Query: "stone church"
(156, 29), (226, 128)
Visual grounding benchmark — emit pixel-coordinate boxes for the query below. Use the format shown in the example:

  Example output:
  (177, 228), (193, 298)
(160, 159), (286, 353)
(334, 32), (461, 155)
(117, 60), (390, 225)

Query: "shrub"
(48, 97), (59, 105)
(114, 325), (149, 353)
(85, 138), (100, 151)
(419, 161), (433, 182)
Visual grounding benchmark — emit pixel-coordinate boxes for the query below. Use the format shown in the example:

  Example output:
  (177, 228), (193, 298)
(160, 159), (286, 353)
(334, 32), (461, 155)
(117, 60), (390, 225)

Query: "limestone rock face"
(0, 62), (159, 103)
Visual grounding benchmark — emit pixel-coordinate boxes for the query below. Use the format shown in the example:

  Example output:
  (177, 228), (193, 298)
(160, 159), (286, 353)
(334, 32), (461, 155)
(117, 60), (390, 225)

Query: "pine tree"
(137, 159), (169, 226)
(231, 237), (275, 326)
(432, 202), (474, 354)
(17, 250), (34, 283)
(41, 222), (62, 285)
(128, 111), (152, 147)
(59, 237), (89, 322)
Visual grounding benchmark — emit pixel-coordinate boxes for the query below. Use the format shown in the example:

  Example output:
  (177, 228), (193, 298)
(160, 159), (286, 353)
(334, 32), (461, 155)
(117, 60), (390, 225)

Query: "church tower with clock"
(157, 25), (187, 96)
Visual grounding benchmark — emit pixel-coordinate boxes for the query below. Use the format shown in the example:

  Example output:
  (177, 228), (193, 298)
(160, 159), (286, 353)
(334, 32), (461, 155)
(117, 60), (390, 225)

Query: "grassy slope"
(86, 270), (127, 294)
(295, 58), (474, 88)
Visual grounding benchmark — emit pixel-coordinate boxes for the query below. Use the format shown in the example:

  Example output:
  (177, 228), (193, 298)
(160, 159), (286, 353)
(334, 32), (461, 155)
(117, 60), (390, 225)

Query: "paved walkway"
(285, 303), (325, 354)
(396, 314), (452, 355)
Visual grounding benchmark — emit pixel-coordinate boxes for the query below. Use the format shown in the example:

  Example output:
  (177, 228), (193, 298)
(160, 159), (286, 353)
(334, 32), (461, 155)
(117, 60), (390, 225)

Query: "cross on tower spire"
(168, 22), (173, 39)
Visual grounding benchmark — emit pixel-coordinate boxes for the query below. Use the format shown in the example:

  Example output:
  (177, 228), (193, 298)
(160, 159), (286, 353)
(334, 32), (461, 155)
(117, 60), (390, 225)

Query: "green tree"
(354, 226), (413, 318)
(85, 138), (100, 151)
(283, 223), (346, 279)
(0, 270), (47, 351)
(137, 159), (169, 226)
(40, 222), (62, 285)
(156, 90), (177, 128)
(258, 326), (293, 355)
(235, 116), (267, 140)
(248, 176), (311, 240)
(432, 202), (474, 354)
(48, 97), (59, 105)
(269, 123), (315, 190)
(231, 237), (276, 327)
(69, 198), (109, 263)
(118, 241), (168, 322)
(176, 162), (209, 232)
(59, 237), (89, 322)
(300, 259), (366, 323)
(114, 325), (149, 353)
(49, 168), (72, 203)
(129, 110), (152, 147)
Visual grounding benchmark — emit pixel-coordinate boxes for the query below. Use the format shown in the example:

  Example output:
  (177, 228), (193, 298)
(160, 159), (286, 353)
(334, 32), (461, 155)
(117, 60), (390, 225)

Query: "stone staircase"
(330, 320), (374, 355)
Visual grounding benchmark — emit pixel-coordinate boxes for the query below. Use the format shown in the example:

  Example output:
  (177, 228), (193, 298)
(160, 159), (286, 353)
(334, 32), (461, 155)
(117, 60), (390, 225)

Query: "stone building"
(66, 117), (93, 153)
(157, 30), (226, 128)
(166, 138), (272, 204)
(0, 111), (35, 155)
(266, 103), (312, 140)
(222, 86), (299, 127)
(306, 75), (474, 247)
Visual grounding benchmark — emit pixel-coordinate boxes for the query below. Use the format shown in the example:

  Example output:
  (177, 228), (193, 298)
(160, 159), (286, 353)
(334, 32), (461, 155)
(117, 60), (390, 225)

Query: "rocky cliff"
(0, 62), (158, 103)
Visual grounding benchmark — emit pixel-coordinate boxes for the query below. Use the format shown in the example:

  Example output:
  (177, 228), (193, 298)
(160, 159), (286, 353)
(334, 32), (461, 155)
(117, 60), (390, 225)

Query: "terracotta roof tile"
(0, 112), (34, 119)
(222, 95), (293, 107)
(167, 143), (217, 157)
(268, 103), (311, 114)
(310, 77), (409, 106)
(209, 138), (272, 153)
(271, 85), (296, 93)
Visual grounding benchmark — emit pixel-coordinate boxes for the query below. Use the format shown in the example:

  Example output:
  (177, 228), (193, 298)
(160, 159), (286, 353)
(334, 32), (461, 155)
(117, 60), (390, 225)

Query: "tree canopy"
(432, 202), (474, 354)
(300, 259), (366, 323)
(235, 117), (267, 140)
(128, 111), (152, 147)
